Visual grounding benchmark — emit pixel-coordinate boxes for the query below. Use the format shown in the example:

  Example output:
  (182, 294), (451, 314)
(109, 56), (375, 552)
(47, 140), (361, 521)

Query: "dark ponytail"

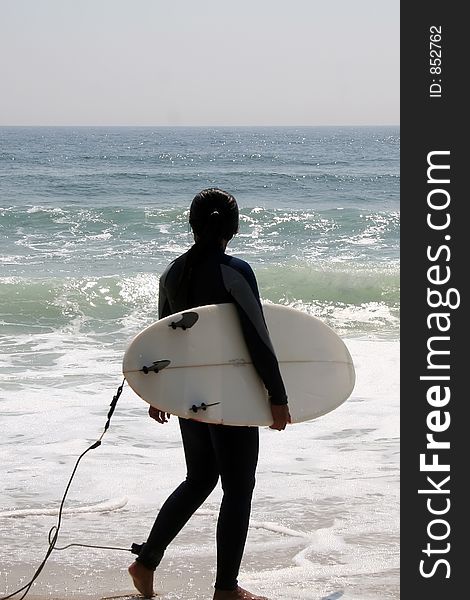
(189, 188), (239, 244)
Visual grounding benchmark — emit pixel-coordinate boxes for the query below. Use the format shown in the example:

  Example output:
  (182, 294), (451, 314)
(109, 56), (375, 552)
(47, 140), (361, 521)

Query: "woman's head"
(189, 188), (239, 246)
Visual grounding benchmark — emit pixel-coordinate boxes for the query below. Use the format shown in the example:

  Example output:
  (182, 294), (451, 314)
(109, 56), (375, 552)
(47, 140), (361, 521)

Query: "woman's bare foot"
(128, 560), (155, 598)
(213, 586), (269, 600)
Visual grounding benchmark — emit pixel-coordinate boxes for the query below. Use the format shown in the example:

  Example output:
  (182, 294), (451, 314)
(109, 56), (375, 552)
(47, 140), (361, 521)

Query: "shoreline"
(2, 557), (236, 600)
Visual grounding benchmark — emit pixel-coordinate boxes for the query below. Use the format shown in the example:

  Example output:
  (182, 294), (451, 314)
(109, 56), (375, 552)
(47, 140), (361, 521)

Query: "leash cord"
(0, 378), (126, 600)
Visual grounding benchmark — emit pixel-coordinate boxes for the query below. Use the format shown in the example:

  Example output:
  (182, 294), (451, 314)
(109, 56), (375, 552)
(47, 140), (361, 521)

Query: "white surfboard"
(123, 303), (355, 426)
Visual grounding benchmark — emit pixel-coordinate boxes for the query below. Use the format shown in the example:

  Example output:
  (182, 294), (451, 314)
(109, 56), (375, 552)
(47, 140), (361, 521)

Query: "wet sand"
(1, 559), (219, 600)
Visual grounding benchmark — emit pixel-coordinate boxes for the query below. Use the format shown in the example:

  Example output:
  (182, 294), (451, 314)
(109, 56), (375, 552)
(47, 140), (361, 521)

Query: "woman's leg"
(136, 418), (220, 570)
(209, 424), (259, 592)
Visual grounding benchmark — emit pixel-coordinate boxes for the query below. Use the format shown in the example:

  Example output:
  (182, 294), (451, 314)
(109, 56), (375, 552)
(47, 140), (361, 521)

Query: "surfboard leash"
(0, 378), (127, 600)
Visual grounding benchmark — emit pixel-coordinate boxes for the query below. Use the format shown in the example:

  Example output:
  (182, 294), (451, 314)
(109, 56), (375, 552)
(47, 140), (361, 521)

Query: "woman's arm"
(220, 261), (288, 406)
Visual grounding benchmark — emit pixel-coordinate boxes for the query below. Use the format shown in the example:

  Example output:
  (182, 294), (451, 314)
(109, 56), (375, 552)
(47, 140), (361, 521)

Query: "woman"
(128, 188), (291, 600)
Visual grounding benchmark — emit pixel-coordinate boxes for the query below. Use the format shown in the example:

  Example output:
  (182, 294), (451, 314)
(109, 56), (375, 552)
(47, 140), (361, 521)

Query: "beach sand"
(2, 559), (215, 599)
(3, 556), (257, 600)
(3, 560), (400, 600)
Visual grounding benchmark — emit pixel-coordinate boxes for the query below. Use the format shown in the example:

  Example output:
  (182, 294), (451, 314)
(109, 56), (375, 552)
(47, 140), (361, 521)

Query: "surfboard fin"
(169, 311), (199, 330)
(141, 360), (171, 374)
(190, 402), (221, 413)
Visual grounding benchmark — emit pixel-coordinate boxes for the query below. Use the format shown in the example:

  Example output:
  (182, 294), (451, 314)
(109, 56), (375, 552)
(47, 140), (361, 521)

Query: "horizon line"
(0, 123), (400, 128)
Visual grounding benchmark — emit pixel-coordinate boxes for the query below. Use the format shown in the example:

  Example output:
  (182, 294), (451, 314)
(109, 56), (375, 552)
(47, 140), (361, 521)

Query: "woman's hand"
(148, 405), (171, 424)
(269, 404), (291, 431)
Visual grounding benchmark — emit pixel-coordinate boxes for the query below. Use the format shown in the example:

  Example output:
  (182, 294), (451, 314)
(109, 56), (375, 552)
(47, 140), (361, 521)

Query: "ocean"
(0, 127), (399, 599)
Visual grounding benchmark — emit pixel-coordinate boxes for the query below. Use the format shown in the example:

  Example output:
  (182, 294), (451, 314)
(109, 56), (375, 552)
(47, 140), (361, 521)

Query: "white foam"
(0, 497), (128, 518)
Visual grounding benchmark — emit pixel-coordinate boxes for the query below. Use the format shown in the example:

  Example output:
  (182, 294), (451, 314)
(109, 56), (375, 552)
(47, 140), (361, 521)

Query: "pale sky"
(0, 0), (399, 126)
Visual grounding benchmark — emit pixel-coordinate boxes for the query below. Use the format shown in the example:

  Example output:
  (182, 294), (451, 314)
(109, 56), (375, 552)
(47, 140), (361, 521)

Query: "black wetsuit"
(136, 248), (287, 591)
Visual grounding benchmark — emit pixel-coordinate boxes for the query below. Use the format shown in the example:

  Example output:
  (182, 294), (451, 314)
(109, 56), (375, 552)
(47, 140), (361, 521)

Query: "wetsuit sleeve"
(158, 268), (172, 319)
(221, 262), (288, 405)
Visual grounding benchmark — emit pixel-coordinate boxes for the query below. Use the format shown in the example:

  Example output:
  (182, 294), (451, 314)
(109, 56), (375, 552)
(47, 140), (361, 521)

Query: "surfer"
(128, 188), (291, 599)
